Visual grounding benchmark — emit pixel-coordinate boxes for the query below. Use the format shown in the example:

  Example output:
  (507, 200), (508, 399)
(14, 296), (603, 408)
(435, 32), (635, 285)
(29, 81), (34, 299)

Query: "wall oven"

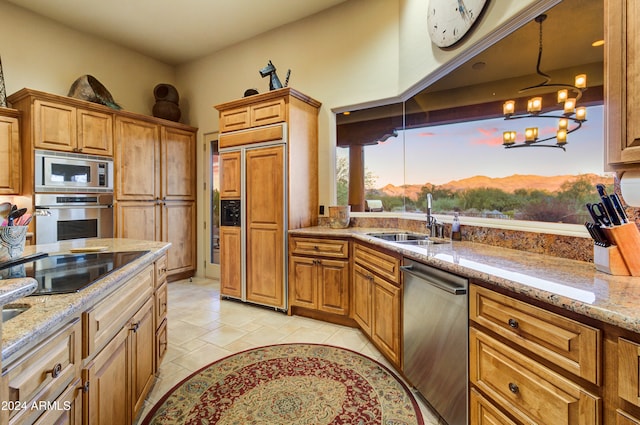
(35, 150), (114, 192)
(34, 194), (114, 244)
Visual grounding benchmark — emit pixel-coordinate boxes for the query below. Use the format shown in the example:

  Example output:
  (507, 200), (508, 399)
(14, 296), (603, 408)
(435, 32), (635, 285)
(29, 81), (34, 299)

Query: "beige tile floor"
(136, 277), (444, 424)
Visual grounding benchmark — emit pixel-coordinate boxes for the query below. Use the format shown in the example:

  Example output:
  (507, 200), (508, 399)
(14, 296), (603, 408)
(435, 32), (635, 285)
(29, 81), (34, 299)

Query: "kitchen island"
(0, 238), (170, 425)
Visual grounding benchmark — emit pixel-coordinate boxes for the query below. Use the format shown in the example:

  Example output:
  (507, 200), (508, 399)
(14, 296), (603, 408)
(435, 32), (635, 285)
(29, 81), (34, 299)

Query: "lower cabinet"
(470, 388), (517, 425)
(2, 319), (82, 425)
(288, 237), (350, 317)
(351, 243), (402, 369)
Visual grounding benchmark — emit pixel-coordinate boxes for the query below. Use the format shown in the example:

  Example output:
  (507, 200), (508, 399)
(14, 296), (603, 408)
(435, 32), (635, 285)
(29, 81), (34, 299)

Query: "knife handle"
(610, 194), (628, 224)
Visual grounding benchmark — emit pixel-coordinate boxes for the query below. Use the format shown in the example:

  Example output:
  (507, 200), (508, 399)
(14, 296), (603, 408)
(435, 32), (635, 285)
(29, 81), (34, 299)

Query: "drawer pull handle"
(508, 318), (519, 329)
(131, 321), (140, 332)
(48, 363), (63, 379)
(508, 382), (519, 394)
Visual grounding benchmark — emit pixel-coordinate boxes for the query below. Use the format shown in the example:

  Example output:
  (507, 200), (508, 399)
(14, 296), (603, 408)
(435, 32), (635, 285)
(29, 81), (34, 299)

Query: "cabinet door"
(220, 151), (242, 199)
(318, 258), (349, 315)
(161, 126), (196, 201)
(245, 145), (285, 308)
(289, 256), (317, 309)
(34, 100), (76, 152)
(77, 108), (113, 155)
(33, 378), (83, 425)
(84, 326), (130, 425)
(352, 264), (373, 335)
(0, 112), (21, 194)
(220, 226), (242, 298)
(114, 201), (159, 241)
(372, 276), (401, 367)
(606, 0), (640, 166)
(470, 388), (518, 425)
(161, 200), (196, 276)
(115, 117), (160, 201)
(130, 298), (155, 420)
(619, 338), (640, 407)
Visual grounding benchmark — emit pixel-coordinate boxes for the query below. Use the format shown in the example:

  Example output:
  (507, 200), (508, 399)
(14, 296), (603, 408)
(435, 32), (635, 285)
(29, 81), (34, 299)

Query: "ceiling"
(5, 0), (348, 65)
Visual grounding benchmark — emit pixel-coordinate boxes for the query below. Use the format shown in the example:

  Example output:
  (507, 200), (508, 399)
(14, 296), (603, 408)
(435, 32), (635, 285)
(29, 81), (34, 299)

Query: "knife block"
(593, 245), (630, 276)
(601, 223), (640, 276)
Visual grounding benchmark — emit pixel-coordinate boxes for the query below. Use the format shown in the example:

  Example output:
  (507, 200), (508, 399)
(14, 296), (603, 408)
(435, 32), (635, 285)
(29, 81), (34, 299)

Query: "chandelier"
(502, 14), (587, 151)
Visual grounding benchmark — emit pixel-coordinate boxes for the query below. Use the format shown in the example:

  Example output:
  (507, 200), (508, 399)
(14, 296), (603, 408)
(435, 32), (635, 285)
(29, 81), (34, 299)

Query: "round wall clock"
(427, 0), (488, 48)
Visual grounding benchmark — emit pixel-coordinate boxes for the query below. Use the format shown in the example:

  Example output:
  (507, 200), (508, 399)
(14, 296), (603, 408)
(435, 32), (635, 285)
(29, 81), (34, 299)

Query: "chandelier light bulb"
(525, 127), (538, 142)
(502, 131), (516, 145)
(527, 97), (542, 113)
(558, 118), (569, 130)
(503, 100), (515, 116)
(557, 129), (567, 144)
(576, 106), (587, 121)
(564, 98), (576, 114)
(557, 89), (568, 103)
(575, 74), (587, 89)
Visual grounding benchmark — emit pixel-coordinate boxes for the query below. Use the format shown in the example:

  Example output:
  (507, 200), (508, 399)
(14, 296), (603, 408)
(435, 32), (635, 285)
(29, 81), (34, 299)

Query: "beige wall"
(0, 1), (175, 114)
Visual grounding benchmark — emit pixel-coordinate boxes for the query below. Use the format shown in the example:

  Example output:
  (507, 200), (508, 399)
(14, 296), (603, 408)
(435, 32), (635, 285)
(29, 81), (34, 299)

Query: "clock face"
(427, 0), (488, 48)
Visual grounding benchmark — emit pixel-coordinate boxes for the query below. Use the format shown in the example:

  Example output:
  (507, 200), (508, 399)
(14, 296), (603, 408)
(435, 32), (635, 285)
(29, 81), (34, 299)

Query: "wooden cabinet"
(8, 91), (113, 156)
(219, 151), (241, 198)
(216, 88), (321, 310)
(470, 284), (601, 385)
(351, 243), (402, 368)
(0, 108), (21, 194)
(469, 284), (602, 424)
(219, 226), (242, 297)
(605, 0), (640, 168)
(470, 327), (601, 424)
(289, 237), (350, 316)
(470, 388), (517, 425)
(82, 263), (159, 424)
(154, 254), (168, 370)
(2, 319), (82, 425)
(114, 116), (197, 280)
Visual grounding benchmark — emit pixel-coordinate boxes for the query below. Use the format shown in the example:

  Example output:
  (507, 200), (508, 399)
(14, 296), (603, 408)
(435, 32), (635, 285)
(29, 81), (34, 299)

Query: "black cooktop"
(0, 251), (149, 295)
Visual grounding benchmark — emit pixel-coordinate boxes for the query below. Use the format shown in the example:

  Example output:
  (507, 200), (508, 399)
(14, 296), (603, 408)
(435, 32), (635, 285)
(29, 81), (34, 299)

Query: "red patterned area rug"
(142, 343), (424, 425)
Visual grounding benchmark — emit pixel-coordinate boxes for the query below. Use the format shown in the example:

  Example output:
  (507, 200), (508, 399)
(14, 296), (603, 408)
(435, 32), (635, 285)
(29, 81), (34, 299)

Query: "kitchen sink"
(367, 232), (450, 245)
(2, 304), (30, 322)
(394, 238), (450, 245)
(366, 232), (429, 241)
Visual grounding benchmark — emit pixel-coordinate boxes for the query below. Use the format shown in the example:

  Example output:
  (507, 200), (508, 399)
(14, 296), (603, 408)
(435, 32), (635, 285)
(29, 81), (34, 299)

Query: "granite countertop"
(0, 238), (170, 362)
(290, 226), (640, 334)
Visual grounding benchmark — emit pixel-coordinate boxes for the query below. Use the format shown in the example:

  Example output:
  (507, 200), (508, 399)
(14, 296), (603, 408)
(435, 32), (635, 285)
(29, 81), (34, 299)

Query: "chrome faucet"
(425, 193), (443, 238)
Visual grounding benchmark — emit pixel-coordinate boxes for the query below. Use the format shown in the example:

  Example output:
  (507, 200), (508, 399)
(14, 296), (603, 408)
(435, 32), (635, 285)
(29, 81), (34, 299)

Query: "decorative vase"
(328, 206), (351, 229)
(0, 226), (28, 262)
(152, 83), (181, 122)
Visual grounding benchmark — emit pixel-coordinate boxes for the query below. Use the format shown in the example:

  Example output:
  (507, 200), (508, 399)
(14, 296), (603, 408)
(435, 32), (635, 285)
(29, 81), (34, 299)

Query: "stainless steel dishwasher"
(401, 259), (468, 425)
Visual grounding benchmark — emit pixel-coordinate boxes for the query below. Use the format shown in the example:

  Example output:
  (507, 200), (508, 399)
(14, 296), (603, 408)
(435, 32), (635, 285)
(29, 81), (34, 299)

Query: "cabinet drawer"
(219, 106), (250, 132)
(290, 237), (349, 258)
(470, 388), (517, 425)
(618, 409), (640, 425)
(619, 338), (640, 407)
(470, 285), (601, 384)
(4, 319), (81, 424)
(84, 264), (154, 358)
(218, 124), (284, 148)
(156, 319), (168, 369)
(155, 254), (168, 288)
(470, 328), (601, 425)
(155, 281), (168, 326)
(251, 98), (286, 127)
(31, 378), (83, 425)
(353, 243), (401, 284)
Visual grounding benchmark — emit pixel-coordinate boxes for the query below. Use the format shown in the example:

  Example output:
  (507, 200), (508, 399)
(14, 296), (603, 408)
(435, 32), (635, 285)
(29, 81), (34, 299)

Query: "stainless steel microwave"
(35, 150), (114, 192)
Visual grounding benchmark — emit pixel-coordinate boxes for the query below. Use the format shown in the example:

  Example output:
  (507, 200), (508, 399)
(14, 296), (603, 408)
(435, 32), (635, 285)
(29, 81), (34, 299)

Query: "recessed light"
(472, 61), (486, 70)
(343, 111), (351, 115)
(592, 39), (605, 47)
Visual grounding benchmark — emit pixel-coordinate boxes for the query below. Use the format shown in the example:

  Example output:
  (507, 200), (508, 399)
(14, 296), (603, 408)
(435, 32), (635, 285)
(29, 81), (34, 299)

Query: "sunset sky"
(346, 105), (609, 187)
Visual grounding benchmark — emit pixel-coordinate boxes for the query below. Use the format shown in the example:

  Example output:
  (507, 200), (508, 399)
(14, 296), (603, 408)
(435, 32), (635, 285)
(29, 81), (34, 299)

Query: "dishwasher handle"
(400, 265), (467, 295)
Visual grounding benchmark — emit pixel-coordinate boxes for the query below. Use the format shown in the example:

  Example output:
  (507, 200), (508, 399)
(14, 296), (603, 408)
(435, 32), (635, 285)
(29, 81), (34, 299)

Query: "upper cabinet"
(606, 0), (640, 169)
(8, 89), (114, 156)
(0, 107), (21, 194)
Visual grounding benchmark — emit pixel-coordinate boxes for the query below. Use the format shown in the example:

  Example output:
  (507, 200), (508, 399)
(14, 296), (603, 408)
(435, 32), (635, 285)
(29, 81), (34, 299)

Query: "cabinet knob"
(508, 318), (519, 329)
(80, 381), (90, 393)
(313, 245), (319, 250)
(48, 363), (63, 379)
(508, 382), (519, 394)
(131, 321), (140, 332)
